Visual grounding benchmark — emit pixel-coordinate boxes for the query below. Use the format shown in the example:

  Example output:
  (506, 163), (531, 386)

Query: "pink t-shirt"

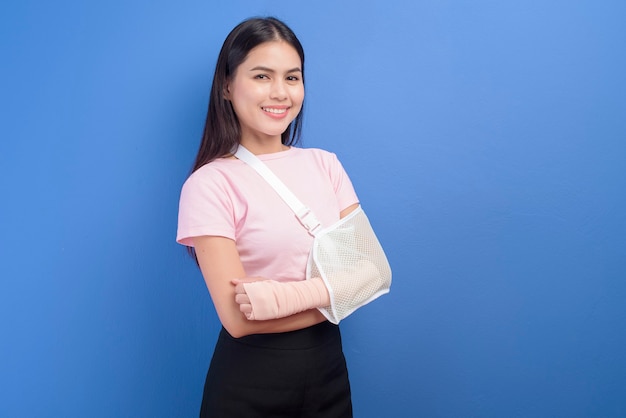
(177, 147), (359, 282)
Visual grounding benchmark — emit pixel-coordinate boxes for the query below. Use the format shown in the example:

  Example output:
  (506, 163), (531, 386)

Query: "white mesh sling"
(234, 145), (392, 324)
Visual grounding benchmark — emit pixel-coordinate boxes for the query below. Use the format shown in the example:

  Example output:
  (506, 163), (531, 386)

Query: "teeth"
(263, 107), (287, 114)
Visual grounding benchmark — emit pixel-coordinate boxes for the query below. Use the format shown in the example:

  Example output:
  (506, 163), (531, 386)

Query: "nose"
(270, 79), (288, 100)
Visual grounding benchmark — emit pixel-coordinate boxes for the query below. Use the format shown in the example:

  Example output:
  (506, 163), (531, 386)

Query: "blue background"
(1, 1), (625, 417)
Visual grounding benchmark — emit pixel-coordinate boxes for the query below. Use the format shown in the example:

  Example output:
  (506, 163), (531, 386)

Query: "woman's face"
(226, 41), (304, 146)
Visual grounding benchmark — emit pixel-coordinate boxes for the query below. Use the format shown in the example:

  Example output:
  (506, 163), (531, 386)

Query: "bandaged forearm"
(242, 277), (330, 321)
(313, 259), (391, 324)
(323, 260), (382, 301)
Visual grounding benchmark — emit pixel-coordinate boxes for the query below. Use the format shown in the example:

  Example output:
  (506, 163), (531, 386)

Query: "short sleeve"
(176, 167), (237, 246)
(328, 153), (359, 211)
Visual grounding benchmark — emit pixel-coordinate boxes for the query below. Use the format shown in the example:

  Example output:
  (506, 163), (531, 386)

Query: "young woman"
(177, 17), (359, 417)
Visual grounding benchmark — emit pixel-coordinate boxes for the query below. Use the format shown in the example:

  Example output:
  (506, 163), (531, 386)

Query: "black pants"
(200, 321), (353, 417)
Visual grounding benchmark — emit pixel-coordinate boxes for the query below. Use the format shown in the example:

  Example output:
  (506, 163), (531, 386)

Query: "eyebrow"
(249, 66), (302, 73)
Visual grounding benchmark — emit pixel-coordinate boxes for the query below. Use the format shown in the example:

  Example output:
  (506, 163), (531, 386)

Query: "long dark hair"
(192, 17), (305, 172)
(187, 17), (305, 261)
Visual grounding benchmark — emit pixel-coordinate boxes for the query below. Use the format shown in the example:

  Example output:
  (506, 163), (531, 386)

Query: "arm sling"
(234, 145), (392, 324)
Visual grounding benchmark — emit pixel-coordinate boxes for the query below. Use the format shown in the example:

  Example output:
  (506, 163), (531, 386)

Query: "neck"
(240, 136), (287, 155)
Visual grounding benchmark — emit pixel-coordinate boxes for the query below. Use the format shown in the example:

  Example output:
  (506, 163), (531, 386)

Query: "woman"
(177, 17), (358, 417)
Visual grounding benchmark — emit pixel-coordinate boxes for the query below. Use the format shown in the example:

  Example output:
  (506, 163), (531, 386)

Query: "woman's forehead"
(241, 41), (302, 70)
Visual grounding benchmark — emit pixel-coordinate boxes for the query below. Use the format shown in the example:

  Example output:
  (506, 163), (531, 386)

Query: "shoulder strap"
(234, 145), (322, 235)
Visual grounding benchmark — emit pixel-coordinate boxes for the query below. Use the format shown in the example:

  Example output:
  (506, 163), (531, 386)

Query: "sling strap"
(234, 145), (322, 235)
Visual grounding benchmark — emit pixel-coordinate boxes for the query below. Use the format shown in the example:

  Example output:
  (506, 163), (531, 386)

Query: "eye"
(286, 75), (300, 82)
(254, 74), (269, 80)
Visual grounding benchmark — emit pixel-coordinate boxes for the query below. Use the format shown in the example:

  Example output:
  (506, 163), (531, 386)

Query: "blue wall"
(1, 1), (625, 416)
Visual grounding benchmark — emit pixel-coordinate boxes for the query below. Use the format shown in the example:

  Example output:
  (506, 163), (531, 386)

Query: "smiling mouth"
(262, 107), (288, 114)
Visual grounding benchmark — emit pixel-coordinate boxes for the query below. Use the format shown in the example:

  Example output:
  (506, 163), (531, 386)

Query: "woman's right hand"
(232, 277), (330, 321)
(232, 277), (266, 319)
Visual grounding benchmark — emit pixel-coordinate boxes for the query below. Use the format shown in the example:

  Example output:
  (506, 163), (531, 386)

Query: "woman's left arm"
(233, 203), (361, 320)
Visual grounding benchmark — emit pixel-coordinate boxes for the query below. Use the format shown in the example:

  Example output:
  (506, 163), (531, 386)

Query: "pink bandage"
(241, 278), (330, 321)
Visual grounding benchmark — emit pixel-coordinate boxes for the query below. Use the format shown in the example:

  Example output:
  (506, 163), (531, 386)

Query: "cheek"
(292, 86), (305, 106)
(231, 82), (263, 107)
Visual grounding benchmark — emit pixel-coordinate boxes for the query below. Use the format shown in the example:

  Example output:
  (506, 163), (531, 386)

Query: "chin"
(265, 126), (292, 137)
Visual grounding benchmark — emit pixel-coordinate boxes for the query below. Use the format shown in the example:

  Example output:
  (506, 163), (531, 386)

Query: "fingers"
(235, 293), (250, 305)
(233, 282), (254, 319)
(234, 282), (247, 295)
(238, 300), (253, 319)
(231, 277), (268, 321)
(239, 302), (253, 316)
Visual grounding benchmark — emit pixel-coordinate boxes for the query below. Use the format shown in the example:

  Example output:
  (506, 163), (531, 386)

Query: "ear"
(223, 83), (231, 100)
